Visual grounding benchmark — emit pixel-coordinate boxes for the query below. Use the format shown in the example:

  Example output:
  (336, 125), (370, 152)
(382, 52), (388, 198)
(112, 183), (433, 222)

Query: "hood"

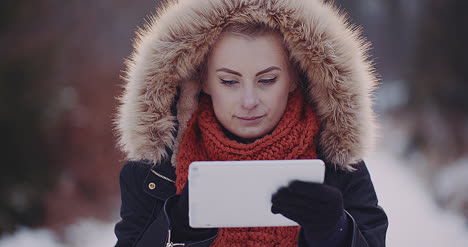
(115, 0), (378, 171)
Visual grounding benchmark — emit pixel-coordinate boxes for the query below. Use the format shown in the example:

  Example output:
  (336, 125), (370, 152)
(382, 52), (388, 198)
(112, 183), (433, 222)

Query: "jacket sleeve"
(298, 161), (388, 247)
(339, 161), (388, 247)
(114, 161), (217, 247)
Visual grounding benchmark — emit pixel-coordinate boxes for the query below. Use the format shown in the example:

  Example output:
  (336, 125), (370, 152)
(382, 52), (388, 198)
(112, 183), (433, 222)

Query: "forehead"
(207, 32), (290, 72)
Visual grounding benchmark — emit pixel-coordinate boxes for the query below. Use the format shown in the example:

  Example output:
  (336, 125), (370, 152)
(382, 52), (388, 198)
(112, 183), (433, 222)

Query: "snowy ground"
(367, 151), (468, 246)
(1, 121), (468, 246)
(0, 218), (116, 247)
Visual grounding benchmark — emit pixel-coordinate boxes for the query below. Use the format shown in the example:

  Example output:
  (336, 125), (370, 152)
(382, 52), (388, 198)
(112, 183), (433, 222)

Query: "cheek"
(264, 98), (285, 123)
(265, 84), (290, 116)
(210, 91), (235, 121)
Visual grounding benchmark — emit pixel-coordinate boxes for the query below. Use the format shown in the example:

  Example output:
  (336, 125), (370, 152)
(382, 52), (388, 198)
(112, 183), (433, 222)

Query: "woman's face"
(203, 31), (296, 140)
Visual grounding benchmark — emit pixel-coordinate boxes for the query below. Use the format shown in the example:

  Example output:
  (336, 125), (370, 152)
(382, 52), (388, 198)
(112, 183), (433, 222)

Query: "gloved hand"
(169, 182), (217, 242)
(271, 180), (344, 241)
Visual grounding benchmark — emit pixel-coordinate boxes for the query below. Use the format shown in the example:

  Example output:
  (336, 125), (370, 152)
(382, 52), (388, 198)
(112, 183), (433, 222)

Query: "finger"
(271, 187), (289, 199)
(271, 204), (281, 214)
(272, 188), (330, 210)
(271, 203), (311, 225)
(272, 188), (302, 206)
(288, 181), (342, 203)
(273, 202), (342, 231)
(272, 195), (331, 218)
(288, 180), (323, 196)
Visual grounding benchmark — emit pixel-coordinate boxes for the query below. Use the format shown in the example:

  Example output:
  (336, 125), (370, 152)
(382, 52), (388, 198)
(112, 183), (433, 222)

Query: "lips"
(237, 116), (263, 120)
(235, 115), (265, 125)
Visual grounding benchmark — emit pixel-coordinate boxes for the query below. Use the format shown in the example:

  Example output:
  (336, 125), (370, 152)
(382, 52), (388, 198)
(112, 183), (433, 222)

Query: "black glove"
(169, 182), (217, 242)
(271, 180), (344, 241)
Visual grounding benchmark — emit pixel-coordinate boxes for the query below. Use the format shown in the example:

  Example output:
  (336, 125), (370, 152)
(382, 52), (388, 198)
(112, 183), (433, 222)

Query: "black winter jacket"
(114, 159), (388, 246)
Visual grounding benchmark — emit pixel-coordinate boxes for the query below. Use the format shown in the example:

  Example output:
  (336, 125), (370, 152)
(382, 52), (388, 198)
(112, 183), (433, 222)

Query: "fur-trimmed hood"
(115, 0), (377, 171)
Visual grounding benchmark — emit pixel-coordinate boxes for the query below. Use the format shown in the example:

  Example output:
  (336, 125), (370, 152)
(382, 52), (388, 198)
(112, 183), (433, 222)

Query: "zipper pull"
(166, 242), (185, 247)
(166, 243), (185, 247)
(166, 230), (185, 247)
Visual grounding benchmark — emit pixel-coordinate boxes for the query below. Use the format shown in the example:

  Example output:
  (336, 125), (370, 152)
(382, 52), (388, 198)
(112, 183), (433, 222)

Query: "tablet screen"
(188, 159), (325, 228)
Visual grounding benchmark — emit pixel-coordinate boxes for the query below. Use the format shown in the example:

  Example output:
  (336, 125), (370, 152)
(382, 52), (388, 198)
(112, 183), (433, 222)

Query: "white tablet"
(188, 159), (325, 228)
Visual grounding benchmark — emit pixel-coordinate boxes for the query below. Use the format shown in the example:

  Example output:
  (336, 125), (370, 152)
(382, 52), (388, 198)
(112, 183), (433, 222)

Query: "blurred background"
(0, 0), (467, 246)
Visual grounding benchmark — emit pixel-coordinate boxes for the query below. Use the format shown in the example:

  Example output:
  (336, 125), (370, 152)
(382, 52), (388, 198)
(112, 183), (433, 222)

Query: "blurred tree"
(406, 0), (468, 166)
(0, 1), (59, 235)
(1, 0), (161, 237)
(334, 0), (421, 82)
(333, 0), (468, 219)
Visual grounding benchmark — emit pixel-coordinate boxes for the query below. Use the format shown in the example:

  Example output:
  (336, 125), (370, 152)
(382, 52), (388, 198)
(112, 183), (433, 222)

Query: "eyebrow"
(215, 66), (281, 77)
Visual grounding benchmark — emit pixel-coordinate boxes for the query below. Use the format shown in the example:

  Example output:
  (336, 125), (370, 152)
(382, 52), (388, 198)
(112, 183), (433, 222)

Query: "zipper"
(166, 243), (185, 247)
(166, 229), (185, 247)
(151, 169), (176, 183)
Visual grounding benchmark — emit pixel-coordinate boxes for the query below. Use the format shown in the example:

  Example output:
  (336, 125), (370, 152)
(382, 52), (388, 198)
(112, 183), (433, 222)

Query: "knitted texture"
(175, 90), (320, 246)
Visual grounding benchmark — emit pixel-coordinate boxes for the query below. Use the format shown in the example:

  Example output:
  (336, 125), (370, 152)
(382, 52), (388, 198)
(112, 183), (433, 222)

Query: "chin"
(237, 133), (261, 139)
(235, 128), (268, 140)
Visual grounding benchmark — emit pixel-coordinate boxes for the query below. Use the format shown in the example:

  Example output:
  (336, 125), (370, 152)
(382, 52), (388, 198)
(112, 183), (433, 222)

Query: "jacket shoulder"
(324, 161), (371, 189)
(120, 160), (153, 183)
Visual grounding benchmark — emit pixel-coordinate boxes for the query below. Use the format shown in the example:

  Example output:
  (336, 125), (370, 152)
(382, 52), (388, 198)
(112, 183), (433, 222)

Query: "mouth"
(237, 116), (263, 120)
(235, 115), (265, 124)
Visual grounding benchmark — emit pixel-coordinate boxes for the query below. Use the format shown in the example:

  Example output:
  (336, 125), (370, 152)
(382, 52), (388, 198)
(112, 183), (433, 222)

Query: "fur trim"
(115, 0), (378, 171)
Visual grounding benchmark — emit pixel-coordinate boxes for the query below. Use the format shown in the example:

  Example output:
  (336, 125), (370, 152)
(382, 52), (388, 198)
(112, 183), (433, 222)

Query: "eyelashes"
(220, 76), (278, 85)
(220, 79), (237, 85)
(259, 76), (278, 84)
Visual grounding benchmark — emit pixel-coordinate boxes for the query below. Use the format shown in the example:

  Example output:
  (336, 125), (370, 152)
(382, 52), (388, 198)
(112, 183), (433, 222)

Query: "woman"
(114, 0), (388, 246)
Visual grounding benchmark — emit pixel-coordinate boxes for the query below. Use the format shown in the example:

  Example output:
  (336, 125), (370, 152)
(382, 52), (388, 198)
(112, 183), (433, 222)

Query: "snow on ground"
(0, 228), (66, 247)
(0, 218), (116, 247)
(433, 158), (468, 214)
(367, 150), (468, 247)
(366, 113), (468, 247)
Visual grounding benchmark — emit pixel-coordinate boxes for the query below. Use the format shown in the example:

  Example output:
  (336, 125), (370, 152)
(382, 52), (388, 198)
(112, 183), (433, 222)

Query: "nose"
(240, 86), (259, 110)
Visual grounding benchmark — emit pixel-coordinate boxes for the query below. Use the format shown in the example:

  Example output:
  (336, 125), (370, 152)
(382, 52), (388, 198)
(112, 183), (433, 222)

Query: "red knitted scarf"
(175, 90), (320, 246)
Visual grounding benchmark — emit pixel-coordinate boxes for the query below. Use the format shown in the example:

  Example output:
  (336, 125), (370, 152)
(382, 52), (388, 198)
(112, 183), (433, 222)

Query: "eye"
(259, 76), (278, 84)
(220, 79), (238, 85)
